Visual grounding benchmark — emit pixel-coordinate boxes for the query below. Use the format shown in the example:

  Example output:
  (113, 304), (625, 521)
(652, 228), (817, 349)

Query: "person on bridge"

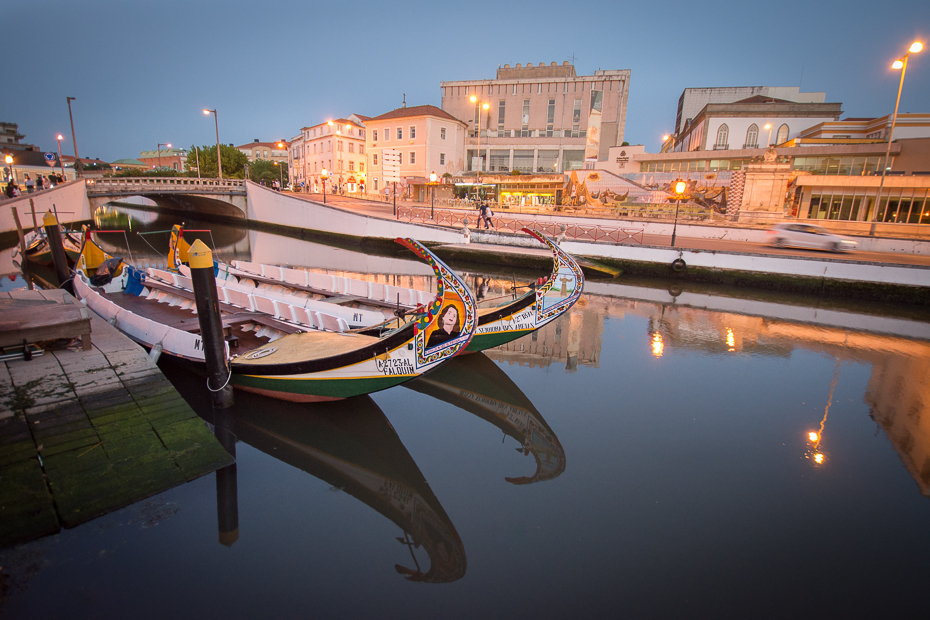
(479, 202), (495, 230)
(24, 175), (34, 193)
(4, 180), (15, 199)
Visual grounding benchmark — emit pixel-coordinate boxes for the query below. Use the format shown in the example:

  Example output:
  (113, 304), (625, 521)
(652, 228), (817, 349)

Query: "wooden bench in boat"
(142, 279), (302, 335)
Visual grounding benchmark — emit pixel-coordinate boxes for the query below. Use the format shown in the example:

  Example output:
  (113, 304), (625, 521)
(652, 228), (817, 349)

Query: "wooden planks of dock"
(0, 289), (234, 549)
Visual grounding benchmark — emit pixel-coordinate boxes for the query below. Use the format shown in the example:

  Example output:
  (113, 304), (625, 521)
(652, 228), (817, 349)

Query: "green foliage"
(186, 144), (248, 179)
(109, 167), (195, 178)
(248, 159), (288, 184)
(82, 162), (112, 171)
(509, 169), (522, 176)
(621, 141), (630, 146)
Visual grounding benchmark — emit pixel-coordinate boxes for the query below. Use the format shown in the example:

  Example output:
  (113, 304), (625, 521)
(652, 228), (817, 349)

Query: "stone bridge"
(85, 177), (248, 217)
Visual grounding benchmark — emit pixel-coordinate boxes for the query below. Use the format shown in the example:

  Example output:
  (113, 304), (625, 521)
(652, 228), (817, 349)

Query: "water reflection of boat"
(164, 360), (467, 583)
(405, 353), (566, 484)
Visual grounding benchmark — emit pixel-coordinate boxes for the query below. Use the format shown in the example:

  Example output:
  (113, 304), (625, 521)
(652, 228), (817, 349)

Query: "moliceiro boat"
(169, 226), (584, 353)
(74, 232), (477, 402)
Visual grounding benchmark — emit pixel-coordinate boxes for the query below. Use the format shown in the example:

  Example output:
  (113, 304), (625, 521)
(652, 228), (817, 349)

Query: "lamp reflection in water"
(726, 327), (735, 351)
(806, 358), (841, 466)
(651, 332), (665, 357)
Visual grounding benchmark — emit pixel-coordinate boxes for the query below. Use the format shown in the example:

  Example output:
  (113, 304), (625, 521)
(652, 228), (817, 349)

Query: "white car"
(767, 223), (857, 252)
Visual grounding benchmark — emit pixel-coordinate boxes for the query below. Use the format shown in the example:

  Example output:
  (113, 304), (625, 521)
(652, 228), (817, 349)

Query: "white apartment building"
(288, 114), (368, 193)
(441, 62), (630, 173)
(365, 105), (467, 200)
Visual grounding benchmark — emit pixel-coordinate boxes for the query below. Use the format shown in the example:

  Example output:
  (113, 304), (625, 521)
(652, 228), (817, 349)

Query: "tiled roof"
(235, 141), (289, 149)
(367, 105), (466, 124)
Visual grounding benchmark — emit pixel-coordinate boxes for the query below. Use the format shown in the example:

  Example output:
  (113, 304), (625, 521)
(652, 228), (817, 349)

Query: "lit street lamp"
(203, 108), (222, 179)
(4, 154), (14, 185)
(320, 168), (329, 204)
(157, 143), (171, 171)
(56, 134), (66, 181)
(764, 123), (772, 147)
(274, 161), (285, 189)
(871, 40), (922, 235)
(429, 171), (437, 220)
(671, 179), (687, 247)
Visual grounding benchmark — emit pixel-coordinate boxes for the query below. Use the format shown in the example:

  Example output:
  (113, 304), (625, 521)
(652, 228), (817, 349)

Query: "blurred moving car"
(767, 223), (857, 252)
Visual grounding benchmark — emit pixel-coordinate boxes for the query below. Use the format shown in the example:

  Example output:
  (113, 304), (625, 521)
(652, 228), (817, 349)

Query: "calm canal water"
(2, 206), (930, 618)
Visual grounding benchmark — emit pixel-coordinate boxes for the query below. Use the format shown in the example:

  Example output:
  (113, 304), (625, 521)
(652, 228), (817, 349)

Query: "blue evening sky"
(4, 0), (928, 163)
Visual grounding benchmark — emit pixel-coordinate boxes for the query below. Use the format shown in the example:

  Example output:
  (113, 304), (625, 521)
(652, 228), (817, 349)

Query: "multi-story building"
(138, 147), (189, 171)
(289, 115), (367, 193)
(440, 62), (630, 173)
(365, 105), (467, 200)
(673, 86), (826, 137)
(235, 140), (289, 165)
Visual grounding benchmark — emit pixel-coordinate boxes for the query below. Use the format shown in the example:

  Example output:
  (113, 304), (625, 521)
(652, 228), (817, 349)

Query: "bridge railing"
(86, 177), (246, 194)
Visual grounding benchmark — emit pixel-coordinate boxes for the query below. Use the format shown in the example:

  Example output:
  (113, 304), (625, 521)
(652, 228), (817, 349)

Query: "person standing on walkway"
(24, 175), (34, 193)
(4, 180), (15, 199)
(479, 202), (495, 229)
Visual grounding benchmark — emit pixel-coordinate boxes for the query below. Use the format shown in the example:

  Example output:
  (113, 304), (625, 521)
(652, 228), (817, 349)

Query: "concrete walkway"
(0, 289), (233, 548)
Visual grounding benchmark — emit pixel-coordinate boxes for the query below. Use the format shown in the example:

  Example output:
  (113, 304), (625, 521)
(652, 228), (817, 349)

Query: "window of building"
(441, 127), (446, 140)
(440, 153), (445, 165)
(715, 124), (729, 149)
(522, 99), (530, 130)
(373, 154), (378, 165)
(337, 141), (343, 152)
(776, 124), (789, 145)
(359, 162), (364, 172)
(348, 143), (354, 153)
(397, 127), (402, 140)
(327, 141), (332, 152)
(409, 151), (415, 164)
(349, 161), (354, 171)
(512, 84), (517, 95)
(572, 99), (582, 130)
(374, 178), (379, 191)
(337, 159), (343, 171)
(745, 124), (759, 149)
(410, 126), (416, 139)
(359, 144), (365, 155)
(313, 143), (317, 154)
(373, 130), (378, 141)
(497, 100), (506, 130)
(537, 83), (542, 94)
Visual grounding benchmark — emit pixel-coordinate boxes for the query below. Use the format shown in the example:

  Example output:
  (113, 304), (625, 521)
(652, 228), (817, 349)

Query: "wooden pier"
(0, 288), (234, 549)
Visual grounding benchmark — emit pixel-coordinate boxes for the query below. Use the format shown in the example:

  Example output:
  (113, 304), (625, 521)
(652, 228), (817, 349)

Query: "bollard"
(189, 239), (234, 409)
(43, 211), (73, 293)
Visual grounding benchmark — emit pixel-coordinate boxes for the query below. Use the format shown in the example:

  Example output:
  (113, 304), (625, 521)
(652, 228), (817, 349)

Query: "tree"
(186, 144), (248, 178)
(248, 159), (288, 185)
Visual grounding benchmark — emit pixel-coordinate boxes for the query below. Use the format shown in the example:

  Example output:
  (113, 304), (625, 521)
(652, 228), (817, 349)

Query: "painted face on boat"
(441, 305), (458, 333)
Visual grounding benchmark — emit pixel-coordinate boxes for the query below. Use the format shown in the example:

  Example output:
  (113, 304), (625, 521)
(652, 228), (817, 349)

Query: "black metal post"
(671, 197), (681, 247)
(43, 212), (72, 292)
(393, 182), (397, 218)
(430, 184), (434, 220)
(188, 239), (234, 408)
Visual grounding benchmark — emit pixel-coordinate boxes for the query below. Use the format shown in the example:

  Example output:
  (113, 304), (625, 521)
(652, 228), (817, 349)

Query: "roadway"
(286, 192), (930, 267)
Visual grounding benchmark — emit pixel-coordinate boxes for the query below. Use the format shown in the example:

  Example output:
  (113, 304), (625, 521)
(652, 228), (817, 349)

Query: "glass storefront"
(513, 150), (534, 174)
(489, 150), (510, 172)
(643, 155), (889, 175)
(807, 189), (930, 223)
(537, 150), (559, 173)
(562, 150), (585, 171)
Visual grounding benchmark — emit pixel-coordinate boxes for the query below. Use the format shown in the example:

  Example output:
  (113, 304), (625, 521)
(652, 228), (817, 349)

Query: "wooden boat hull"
(74, 235), (478, 402)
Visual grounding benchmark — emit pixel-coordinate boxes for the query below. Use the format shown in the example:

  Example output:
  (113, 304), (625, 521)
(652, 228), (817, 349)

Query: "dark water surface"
(2, 207), (929, 618)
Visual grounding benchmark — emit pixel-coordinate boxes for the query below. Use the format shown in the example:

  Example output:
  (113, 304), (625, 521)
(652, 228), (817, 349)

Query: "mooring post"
(43, 211), (72, 293)
(188, 239), (234, 408)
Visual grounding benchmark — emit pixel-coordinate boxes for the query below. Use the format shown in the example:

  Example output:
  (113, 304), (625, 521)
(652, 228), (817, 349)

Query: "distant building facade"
(365, 105), (467, 200)
(289, 115), (367, 193)
(673, 86), (827, 136)
(138, 147), (188, 171)
(235, 140), (289, 165)
(440, 62), (630, 173)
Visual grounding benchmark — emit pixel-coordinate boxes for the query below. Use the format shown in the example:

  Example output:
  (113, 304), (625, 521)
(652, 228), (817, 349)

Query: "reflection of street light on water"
(651, 333), (664, 357)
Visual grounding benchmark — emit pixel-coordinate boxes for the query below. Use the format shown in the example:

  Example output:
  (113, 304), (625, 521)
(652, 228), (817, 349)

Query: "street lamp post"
(157, 143), (171, 171)
(66, 96), (79, 161)
(203, 109), (222, 179)
(321, 168), (329, 204)
(429, 171), (437, 220)
(274, 161), (284, 189)
(870, 41), (922, 235)
(671, 179), (687, 247)
(469, 96), (490, 180)
(56, 135), (66, 181)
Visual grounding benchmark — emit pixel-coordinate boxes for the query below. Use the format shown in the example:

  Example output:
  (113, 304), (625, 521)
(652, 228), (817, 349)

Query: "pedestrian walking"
(24, 175), (34, 193)
(479, 202), (495, 229)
